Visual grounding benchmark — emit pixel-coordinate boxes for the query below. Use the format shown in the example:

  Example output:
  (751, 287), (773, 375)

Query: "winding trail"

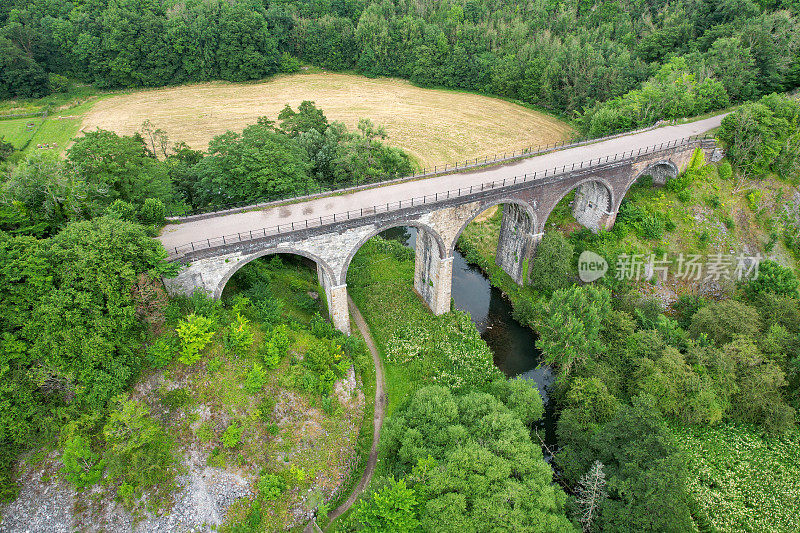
(318, 296), (386, 529)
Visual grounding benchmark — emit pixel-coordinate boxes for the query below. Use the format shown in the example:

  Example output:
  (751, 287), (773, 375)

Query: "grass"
(0, 117), (44, 149)
(346, 236), (501, 417)
(80, 72), (573, 168)
(0, 86), (105, 156)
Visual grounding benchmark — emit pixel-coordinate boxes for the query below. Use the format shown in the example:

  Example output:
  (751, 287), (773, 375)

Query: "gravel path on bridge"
(159, 115), (724, 253)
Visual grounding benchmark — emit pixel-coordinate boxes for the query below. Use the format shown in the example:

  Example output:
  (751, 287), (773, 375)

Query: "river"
(380, 227), (558, 456)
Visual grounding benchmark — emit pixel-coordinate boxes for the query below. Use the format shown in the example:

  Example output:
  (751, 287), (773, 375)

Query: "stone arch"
(340, 220), (447, 283)
(449, 197), (538, 252)
(635, 160), (679, 186)
(214, 247), (337, 300)
(541, 178), (614, 233)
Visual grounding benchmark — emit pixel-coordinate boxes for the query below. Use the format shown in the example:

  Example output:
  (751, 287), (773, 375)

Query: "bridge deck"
(159, 115), (724, 255)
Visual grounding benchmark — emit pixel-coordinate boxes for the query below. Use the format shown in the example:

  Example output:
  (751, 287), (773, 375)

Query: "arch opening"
(345, 223), (451, 316)
(543, 179), (614, 235)
(638, 160), (679, 186)
(219, 250), (349, 333)
(453, 199), (538, 285)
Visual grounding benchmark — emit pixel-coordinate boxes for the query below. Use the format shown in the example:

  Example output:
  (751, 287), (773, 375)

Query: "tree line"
(1, 101), (412, 234)
(2, 0), (799, 133)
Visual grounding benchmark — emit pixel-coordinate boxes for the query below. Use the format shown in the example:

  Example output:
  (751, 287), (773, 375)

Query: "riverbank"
(335, 234), (569, 530)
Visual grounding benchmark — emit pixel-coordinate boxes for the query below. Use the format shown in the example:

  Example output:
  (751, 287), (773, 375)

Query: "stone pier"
(572, 181), (613, 232)
(414, 229), (453, 315)
(317, 263), (350, 334)
(495, 203), (537, 284)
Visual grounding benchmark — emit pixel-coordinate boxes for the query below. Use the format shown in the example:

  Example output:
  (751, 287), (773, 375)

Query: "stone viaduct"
(160, 134), (720, 334)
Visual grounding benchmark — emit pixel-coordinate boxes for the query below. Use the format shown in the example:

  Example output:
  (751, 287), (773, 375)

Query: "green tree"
(33, 217), (176, 408)
(2, 151), (87, 235)
(60, 433), (105, 488)
(67, 130), (173, 211)
(382, 386), (574, 531)
(689, 299), (761, 345)
(743, 260), (799, 297)
(537, 286), (611, 377)
(278, 101), (329, 137)
(102, 395), (177, 510)
(529, 231), (574, 294)
(592, 396), (694, 532)
(354, 478), (420, 532)
(192, 120), (313, 206)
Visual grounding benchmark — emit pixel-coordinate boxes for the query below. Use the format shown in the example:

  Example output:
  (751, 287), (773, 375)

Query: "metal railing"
(167, 135), (714, 259)
(166, 120), (675, 218)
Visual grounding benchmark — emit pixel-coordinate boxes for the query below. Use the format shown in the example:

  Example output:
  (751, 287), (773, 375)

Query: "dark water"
(380, 227), (557, 455)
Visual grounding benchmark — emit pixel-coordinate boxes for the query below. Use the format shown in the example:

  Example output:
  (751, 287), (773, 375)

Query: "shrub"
(176, 313), (215, 365)
(224, 313), (254, 357)
(102, 395), (177, 510)
(717, 161), (733, 180)
(301, 337), (349, 395)
(288, 465), (307, 484)
(244, 363), (268, 394)
(743, 260), (799, 297)
(146, 336), (177, 368)
(354, 478), (420, 533)
(222, 423), (242, 448)
(106, 199), (137, 221)
(257, 473), (286, 501)
(160, 388), (191, 410)
(139, 198), (166, 226)
(189, 290), (223, 319)
(689, 299), (761, 345)
(746, 190), (762, 212)
(48, 73), (70, 93)
(528, 231), (574, 294)
(60, 434), (105, 488)
(260, 324), (290, 368)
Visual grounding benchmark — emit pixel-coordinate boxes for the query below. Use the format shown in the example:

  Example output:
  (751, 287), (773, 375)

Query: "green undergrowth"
(672, 424), (800, 533)
(347, 237), (502, 418)
(68, 254), (378, 531)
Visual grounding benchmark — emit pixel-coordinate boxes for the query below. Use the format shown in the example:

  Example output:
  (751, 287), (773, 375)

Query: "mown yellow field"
(80, 73), (573, 167)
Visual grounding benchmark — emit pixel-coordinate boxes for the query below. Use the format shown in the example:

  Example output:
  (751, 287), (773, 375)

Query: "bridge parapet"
(161, 134), (718, 334)
(166, 136), (715, 262)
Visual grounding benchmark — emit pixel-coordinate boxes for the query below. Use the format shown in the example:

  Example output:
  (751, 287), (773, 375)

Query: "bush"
(260, 324), (290, 368)
(528, 231), (574, 294)
(689, 299), (761, 345)
(257, 473), (286, 501)
(224, 313), (254, 357)
(718, 161), (733, 180)
(222, 423), (242, 448)
(353, 478), (420, 533)
(301, 337), (349, 395)
(102, 395), (177, 510)
(106, 199), (137, 221)
(176, 313), (215, 365)
(48, 73), (71, 93)
(743, 260), (799, 297)
(60, 434), (105, 488)
(146, 336), (177, 368)
(139, 198), (166, 226)
(244, 363), (268, 394)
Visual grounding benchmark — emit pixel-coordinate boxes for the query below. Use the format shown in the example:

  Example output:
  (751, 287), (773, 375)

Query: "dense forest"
(2, 0), (800, 135)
